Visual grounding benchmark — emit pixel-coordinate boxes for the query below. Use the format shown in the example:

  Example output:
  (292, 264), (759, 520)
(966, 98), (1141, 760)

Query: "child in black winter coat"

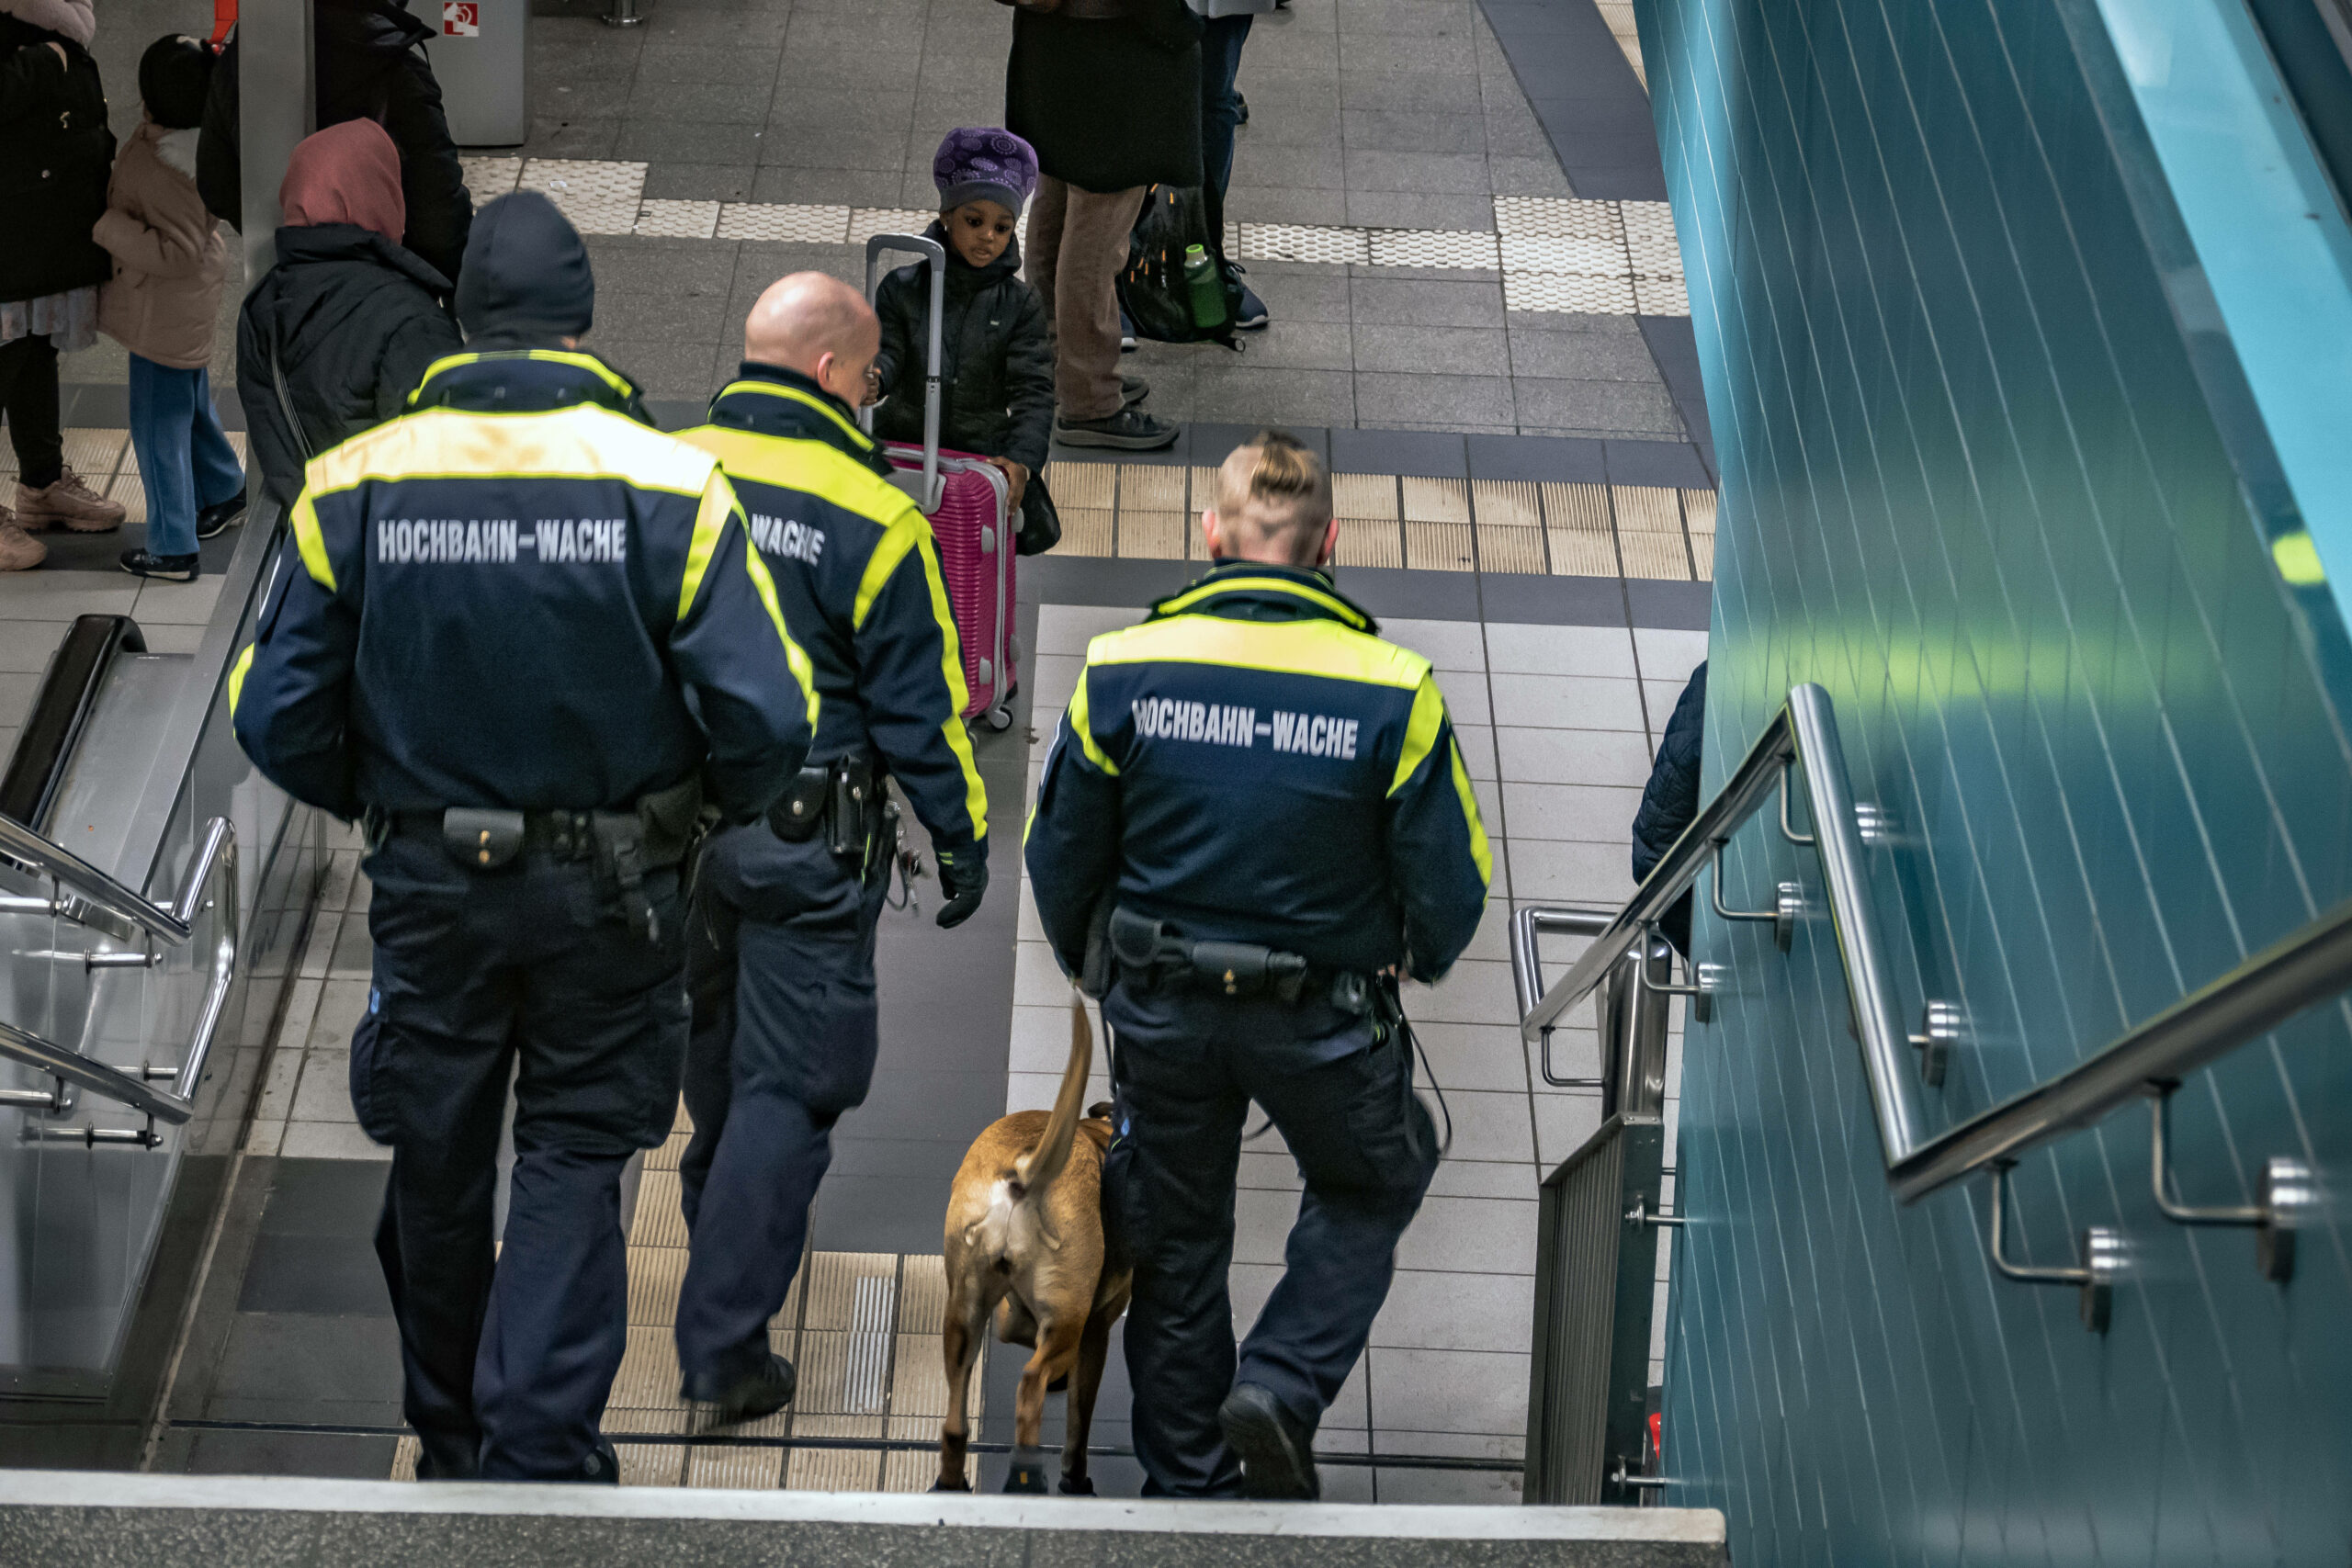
(872, 128), (1060, 553)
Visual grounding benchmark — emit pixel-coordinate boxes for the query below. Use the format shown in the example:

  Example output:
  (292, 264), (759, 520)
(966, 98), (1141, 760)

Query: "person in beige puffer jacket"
(94, 33), (244, 582)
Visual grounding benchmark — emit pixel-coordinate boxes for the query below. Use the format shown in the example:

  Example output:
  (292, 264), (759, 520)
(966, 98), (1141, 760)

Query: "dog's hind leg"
(1057, 1306), (1116, 1495)
(935, 1280), (996, 1492)
(1007, 1314), (1087, 1493)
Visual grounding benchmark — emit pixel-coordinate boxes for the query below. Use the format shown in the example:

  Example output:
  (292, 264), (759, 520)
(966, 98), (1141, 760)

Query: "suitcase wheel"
(984, 703), (1015, 733)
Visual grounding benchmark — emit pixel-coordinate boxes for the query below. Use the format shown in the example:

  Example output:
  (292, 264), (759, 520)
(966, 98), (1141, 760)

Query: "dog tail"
(1017, 992), (1092, 1198)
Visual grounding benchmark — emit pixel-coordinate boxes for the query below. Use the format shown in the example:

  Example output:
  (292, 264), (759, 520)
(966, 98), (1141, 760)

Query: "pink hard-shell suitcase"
(865, 234), (1018, 733)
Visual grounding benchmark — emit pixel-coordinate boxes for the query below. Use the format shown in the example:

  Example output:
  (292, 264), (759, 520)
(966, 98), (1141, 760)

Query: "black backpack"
(1118, 185), (1244, 350)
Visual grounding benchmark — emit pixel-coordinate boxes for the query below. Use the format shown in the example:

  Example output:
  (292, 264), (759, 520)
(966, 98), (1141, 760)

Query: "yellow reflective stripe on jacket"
(1390, 671), (1492, 886)
(677, 425), (914, 550)
(1066, 667), (1119, 776)
(227, 644), (254, 715)
(1448, 732), (1495, 887)
(711, 379), (876, 454)
(410, 348), (639, 407)
(910, 527), (986, 839)
(752, 537), (820, 730)
(1152, 574), (1370, 630)
(678, 475), (735, 620)
(1091, 613), (1428, 689)
(289, 492), (337, 592)
(300, 404), (718, 501)
(853, 511), (922, 630)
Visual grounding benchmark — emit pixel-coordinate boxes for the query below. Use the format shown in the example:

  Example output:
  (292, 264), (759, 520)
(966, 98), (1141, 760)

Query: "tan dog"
(936, 995), (1132, 1494)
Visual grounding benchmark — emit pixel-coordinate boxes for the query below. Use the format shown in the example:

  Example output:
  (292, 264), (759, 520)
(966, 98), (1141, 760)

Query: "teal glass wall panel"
(1634, 0), (2352, 1557)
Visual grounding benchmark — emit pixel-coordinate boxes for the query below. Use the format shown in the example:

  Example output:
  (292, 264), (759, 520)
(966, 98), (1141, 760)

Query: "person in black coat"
(1004, 0), (1200, 451)
(1630, 660), (1705, 956)
(0, 0), (123, 564)
(236, 118), (463, 508)
(198, 0), (471, 289)
(871, 130), (1059, 554)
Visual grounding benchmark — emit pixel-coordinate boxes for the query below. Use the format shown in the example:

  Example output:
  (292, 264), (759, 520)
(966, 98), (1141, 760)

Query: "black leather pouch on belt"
(767, 758), (876, 855)
(444, 808), (526, 870)
(1107, 907), (1312, 1001)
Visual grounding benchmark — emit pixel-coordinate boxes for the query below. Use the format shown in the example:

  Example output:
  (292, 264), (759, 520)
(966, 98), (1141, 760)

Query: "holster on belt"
(416, 774), (702, 944)
(767, 755), (879, 860)
(1108, 907), (1320, 1003)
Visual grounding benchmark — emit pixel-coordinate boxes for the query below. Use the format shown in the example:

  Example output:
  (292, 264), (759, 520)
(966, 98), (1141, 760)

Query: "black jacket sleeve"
(379, 50), (471, 288)
(1630, 661), (1706, 883)
(871, 264), (920, 418)
(1023, 667), (1123, 976)
(197, 31), (242, 230)
(1001, 281), (1056, 474)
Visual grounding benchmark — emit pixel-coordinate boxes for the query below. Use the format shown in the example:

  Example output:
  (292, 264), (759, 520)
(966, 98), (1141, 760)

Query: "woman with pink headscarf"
(234, 117), (460, 506)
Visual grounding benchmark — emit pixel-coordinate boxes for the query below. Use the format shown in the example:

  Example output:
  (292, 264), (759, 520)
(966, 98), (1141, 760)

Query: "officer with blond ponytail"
(1024, 428), (1491, 1500)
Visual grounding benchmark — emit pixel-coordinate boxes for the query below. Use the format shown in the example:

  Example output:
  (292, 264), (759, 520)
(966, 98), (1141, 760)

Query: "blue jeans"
(1200, 13), (1254, 249)
(128, 356), (243, 558)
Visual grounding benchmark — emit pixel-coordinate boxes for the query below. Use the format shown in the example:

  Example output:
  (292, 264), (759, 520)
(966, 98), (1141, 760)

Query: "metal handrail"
(1518, 679), (2352, 1223)
(0, 811), (196, 945)
(0, 817), (238, 1127)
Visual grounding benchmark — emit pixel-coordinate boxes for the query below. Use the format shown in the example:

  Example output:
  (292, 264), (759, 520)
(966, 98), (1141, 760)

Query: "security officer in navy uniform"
(668, 274), (990, 1420)
(232, 193), (820, 1483)
(1025, 429), (1490, 1499)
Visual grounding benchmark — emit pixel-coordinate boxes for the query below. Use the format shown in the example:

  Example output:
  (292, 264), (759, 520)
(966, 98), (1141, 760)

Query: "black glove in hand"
(933, 846), (989, 929)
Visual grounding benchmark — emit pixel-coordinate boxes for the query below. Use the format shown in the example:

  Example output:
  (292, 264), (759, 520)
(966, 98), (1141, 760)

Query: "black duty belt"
(768, 753), (880, 859)
(372, 774), (704, 943)
(1105, 906), (1374, 1012)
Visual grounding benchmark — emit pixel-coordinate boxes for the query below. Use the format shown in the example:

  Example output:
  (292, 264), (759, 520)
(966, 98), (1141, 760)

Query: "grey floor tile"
(1419, 957), (1517, 1026)
(1234, 100), (1346, 149)
(1487, 671), (1647, 730)
(1356, 370), (1512, 428)
(1394, 1194), (1537, 1274)
(1382, 614), (1488, 670)
(1345, 188), (1498, 231)
(1501, 781), (1647, 841)
(1339, 69), (1487, 112)
(599, 336), (733, 399)
(1428, 1089), (1535, 1161)
(237, 1231), (390, 1317)
(1532, 1090), (1605, 1167)
(1226, 319), (1355, 372)
(1507, 836), (1639, 904)
(519, 116), (622, 160)
(1353, 325), (1510, 378)
(1486, 620), (1638, 677)
(624, 81), (773, 124)
(1487, 152), (1575, 196)
(209, 1313), (404, 1407)
(1185, 365), (1357, 427)
(633, 41), (783, 85)
(1372, 1461), (1523, 1505)
(1371, 1347), (1531, 1435)
(1512, 377), (1685, 436)
(1244, 141), (1349, 191)
(1351, 276), (1507, 328)
(1226, 184), (1351, 226)
(1507, 327), (1667, 383)
(1495, 723), (1655, 786)
(614, 117), (767, 164)
(1340, 32), (1481, 76)
(1371, 1269), (1534, 1354)
(642, 163), (759, 201)
(1343, 147), (1494, 194)
(1411, 1020), (1523, 1090)
(748, 164), (907, 208)
(1634, 625), (1711, 685)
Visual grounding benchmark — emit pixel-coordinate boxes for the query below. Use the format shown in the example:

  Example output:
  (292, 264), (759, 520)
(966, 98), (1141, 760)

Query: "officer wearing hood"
(232, 191), (819, 1483)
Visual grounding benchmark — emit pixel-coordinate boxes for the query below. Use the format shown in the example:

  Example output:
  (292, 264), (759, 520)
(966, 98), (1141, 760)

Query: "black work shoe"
(195, 495), (245, 539)
(1218, 1382), (1319, 1501)
(1121, 373), (1150, 409)
(119, 548), (198, 582)
(1226, 263), (1269, 331)
(1056, 408), (1179, 451)
(576, 1438), (622, 1485)
(1058, 1473), (1096, 1495)
(1004, 1446), (1051, 1494)
(681, 1352), (797, 1425)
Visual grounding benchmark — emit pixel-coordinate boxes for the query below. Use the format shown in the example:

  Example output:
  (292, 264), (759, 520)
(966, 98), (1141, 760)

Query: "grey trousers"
(1026, 176), (1147, 422)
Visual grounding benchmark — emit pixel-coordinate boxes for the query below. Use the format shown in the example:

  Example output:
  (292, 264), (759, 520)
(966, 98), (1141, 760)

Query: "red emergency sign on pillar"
(442, 2), (479, 35)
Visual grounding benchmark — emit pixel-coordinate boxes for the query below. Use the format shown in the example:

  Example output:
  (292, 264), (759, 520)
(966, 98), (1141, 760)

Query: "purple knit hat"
(933, 127), (1039, 216)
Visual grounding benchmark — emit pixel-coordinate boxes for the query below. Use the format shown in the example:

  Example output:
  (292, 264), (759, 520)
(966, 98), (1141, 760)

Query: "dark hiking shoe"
(1055, 408), (1179, 451)
(1121, 373), (1150, 408)
(119, 548), (199, 582)
(682, 1352), (797, 1425)
(1219, 1382), (1319, 1501)
(196, 495), (246, 539)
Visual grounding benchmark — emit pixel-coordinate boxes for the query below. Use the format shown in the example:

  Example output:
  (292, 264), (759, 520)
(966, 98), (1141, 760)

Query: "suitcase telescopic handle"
(864, 233), (947, 513)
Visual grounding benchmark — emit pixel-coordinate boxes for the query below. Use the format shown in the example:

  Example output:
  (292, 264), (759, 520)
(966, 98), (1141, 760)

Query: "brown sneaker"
(0, 512), (47, 571)
(17, 465), (126, 533)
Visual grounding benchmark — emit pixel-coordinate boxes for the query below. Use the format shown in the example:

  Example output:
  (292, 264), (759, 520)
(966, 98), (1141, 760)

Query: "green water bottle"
(1183, 243), (1227, 332)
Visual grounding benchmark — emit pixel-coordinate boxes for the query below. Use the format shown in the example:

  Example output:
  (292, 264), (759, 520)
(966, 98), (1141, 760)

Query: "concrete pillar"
(237, 0), (313, 289)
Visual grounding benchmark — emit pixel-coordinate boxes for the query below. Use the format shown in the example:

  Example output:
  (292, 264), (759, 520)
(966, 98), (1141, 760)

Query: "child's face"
(944, 200), (1017, 269)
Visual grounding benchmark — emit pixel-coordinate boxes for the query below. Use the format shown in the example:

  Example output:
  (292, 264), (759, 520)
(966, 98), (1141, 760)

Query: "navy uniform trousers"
(1103, 981), (1440, 1497)
(353, 827), (688, 1482)
(674, 822), (890, 1382)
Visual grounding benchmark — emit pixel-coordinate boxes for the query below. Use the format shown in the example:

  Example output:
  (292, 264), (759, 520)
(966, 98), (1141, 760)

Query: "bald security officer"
(232, 192), (820, 1483)
(1024, 428), (1490, 1499)
(668, 274), (990, 1421)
